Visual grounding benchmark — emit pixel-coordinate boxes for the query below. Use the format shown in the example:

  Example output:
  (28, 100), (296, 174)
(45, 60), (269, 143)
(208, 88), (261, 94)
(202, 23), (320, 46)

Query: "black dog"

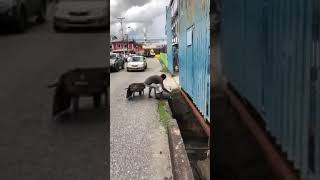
(126, 83), (145, 99)
(48, 68), (108, 119)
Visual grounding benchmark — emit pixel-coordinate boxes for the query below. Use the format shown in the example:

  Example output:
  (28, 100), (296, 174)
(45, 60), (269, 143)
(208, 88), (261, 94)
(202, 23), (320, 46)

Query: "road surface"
(110, 58), (173, 180)
(0, 5), (108, 180)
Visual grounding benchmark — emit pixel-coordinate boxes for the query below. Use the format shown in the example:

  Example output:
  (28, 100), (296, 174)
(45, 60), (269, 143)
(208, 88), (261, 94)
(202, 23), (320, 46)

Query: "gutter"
(180, 89), (210, 137)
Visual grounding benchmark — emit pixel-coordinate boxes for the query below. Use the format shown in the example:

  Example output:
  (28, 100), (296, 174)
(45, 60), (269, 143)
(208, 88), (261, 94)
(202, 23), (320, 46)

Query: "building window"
(117, 44), (121, 48)
(187, 26), (193, 46)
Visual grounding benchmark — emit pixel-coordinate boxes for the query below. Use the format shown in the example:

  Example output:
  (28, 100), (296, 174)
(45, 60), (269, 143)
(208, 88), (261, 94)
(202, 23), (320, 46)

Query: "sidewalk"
(110, 58), (173, 180)
(163, 73), (179, 91)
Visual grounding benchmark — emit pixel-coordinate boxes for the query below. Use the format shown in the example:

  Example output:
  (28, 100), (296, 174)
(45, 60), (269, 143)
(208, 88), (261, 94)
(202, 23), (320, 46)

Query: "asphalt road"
(0, 6), (108, 180)
(110, 59), (172, 180)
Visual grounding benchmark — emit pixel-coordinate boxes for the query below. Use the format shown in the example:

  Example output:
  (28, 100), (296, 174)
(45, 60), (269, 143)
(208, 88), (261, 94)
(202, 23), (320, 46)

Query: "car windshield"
(129, 56), (143, 62)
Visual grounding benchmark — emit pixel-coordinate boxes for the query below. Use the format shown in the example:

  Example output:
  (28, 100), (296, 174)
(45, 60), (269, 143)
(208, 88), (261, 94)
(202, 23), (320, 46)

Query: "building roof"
(111, 39), (136, 43)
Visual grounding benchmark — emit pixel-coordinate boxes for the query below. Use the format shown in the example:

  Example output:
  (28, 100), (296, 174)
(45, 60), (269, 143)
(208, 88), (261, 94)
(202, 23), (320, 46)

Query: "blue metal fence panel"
(166, 6), (174, 73)
(178, 0), (210, 121)
(221, 0), (319, 179)
(312, 0), (320, 179)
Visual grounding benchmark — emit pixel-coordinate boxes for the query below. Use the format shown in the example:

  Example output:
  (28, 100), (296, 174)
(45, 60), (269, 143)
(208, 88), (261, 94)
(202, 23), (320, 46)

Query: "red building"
(111, 39), (144, 54)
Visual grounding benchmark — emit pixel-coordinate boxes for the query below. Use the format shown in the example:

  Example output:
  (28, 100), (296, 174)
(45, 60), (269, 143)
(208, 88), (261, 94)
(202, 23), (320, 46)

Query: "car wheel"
(114, 64), (119, 72)
(126, 68), (130, 72)
(54, 23), (63, 32)
(16, 7), (27, 33)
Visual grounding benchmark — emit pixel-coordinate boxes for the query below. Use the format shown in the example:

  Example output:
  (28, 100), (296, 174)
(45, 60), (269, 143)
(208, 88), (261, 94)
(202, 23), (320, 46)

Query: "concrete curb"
(163, 100), (194, 180)
(168, 118), (195, 180)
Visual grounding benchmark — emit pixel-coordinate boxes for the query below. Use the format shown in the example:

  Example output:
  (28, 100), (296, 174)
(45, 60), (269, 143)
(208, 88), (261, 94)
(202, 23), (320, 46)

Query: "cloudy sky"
(110, 0), (170, 40)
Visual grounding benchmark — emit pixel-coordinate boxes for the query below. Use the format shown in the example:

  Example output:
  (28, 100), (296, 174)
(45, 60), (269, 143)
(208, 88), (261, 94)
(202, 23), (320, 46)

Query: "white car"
(127, 56), (147, 72)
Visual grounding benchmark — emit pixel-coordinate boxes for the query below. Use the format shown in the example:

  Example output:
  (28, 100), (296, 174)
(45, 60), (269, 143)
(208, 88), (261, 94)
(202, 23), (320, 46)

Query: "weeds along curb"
(158, 100), (195, 180)
(158, 101), (171, 131)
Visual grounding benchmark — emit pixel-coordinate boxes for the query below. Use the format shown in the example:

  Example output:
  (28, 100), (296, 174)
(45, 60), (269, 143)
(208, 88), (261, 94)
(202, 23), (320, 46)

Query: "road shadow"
(0, 20), (46, 35)
(54, 105), (107, 125)
(126, 95), (149, 101)
(0, 26), (27, 36)
(54, 27), (108, 34)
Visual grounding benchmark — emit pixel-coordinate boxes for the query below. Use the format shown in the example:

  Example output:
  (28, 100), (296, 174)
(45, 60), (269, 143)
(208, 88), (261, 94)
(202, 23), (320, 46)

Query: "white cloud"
(110, 0), (117, 8)
(110, 0), (170, 39)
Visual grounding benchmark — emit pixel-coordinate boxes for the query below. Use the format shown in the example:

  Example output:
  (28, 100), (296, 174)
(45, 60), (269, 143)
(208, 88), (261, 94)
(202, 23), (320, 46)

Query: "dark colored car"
(0, 0), (47, 32)
(53, 0), (108, 32)
(110, 53), (125, 72)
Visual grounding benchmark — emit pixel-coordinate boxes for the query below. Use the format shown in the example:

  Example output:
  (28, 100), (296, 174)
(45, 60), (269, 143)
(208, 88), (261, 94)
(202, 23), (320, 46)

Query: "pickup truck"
(0, 0), (47, 32)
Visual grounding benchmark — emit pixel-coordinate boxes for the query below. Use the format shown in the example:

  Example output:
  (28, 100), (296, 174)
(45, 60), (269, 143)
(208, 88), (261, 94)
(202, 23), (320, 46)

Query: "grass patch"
(158, 100), (171, 131)
(160, 65), (168, 72)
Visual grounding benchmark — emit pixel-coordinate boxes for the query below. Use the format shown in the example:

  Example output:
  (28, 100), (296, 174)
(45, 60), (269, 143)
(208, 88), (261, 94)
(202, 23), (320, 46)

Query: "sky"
(110, 0), (170, 40)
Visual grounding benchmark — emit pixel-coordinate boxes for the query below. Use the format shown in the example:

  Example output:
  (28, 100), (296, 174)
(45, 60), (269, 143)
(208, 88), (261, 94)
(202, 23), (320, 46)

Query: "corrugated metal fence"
(179, 0), (210, 121)
(221, 0), (320, 179)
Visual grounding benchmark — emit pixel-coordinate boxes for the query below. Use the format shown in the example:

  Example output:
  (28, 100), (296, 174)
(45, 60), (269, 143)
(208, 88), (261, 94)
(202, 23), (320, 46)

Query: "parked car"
(127, 56), (147, 72)
(110, 53), (125, 72)
(53, 0), (108, 31)
(0, 0), (47, 32)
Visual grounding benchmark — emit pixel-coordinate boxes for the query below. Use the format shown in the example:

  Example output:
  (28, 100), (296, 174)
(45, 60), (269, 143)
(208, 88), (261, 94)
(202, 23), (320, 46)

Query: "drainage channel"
(168, 90), (210, 180)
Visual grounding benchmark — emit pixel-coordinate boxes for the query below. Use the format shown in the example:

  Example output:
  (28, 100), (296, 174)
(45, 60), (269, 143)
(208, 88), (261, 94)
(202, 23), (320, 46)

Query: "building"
(143, 41), (167, 56)
(165, 0), (179, 73)
(111, 39), (144, 54)
(166, 0), (210, 122)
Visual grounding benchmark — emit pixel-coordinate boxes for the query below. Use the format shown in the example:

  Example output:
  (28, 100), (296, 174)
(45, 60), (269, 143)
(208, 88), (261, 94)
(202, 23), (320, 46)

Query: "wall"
(178, 0), (210, 122)
(221, 0), (319, 179)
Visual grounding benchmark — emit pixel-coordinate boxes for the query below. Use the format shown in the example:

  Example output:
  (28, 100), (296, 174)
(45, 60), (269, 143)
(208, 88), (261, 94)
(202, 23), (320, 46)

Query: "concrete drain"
(168, 90), (209, 180)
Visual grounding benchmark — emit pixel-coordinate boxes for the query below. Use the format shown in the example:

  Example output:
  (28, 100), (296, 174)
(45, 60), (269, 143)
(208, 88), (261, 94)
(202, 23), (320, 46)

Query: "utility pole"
(126, 34), (129, 54)
(127, 26), (131, 54)
(117, 17), (125, 55)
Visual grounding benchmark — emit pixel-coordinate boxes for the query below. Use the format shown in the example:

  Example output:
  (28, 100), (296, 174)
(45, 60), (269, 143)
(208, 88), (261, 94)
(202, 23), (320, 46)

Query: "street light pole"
(127, 26), (131, 54)
(117, 17), (125, 55)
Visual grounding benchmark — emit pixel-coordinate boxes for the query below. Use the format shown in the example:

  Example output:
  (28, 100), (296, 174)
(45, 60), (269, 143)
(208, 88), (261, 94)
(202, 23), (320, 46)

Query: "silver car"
(53, 0), (108, 31)
(127, 56), (147, 72)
